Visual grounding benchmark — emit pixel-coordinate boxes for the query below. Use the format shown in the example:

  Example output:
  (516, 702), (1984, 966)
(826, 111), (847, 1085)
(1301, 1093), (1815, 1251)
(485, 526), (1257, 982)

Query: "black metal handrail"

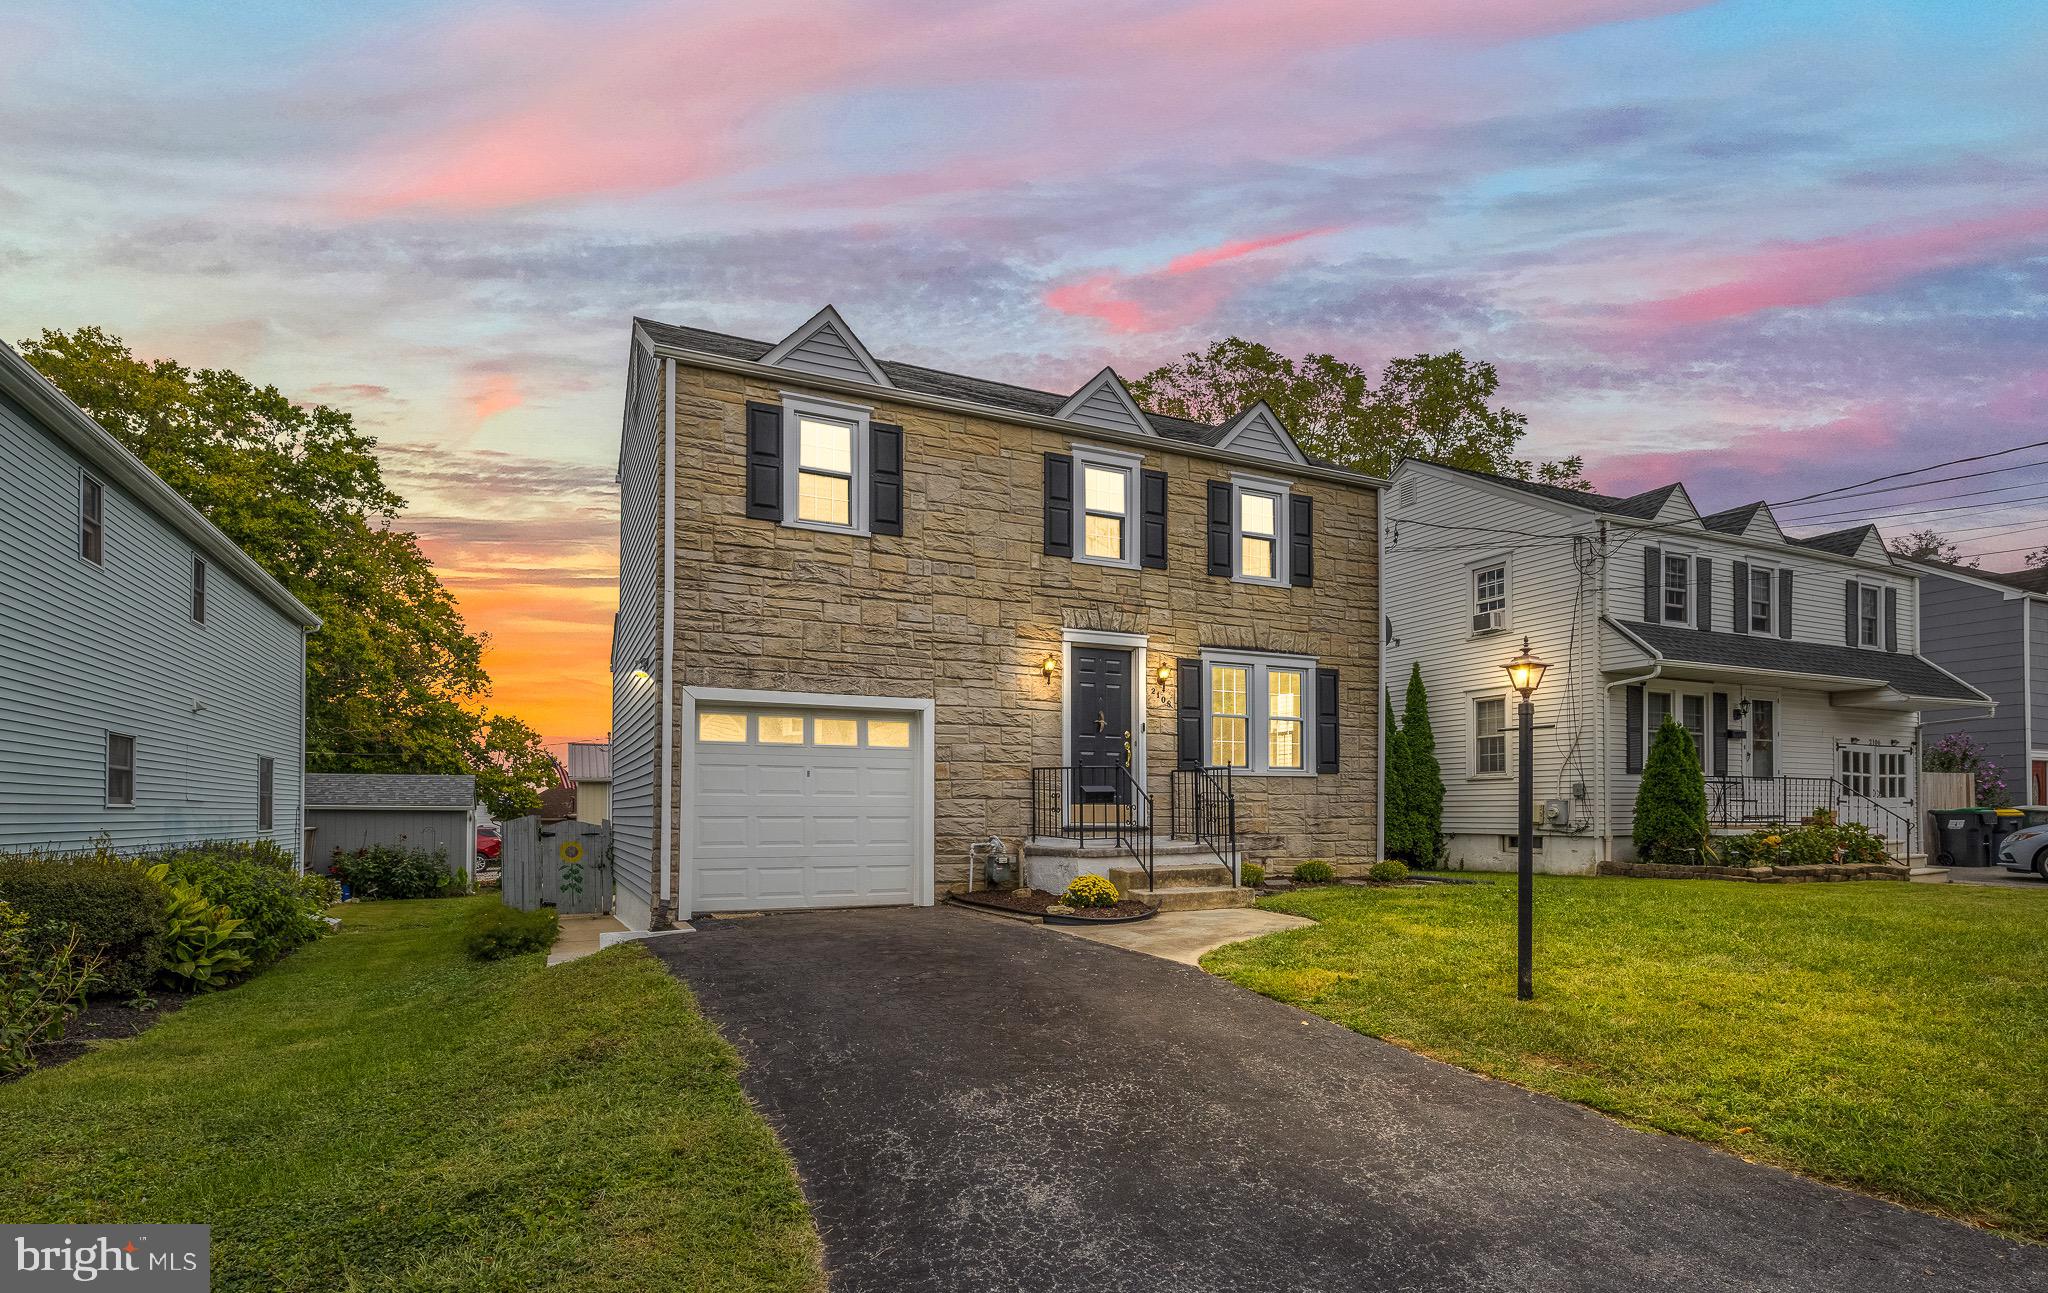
(1705, 774), (1916, 861)
(1030, 764), (1154, 890)
(1168, 766), (1239, 885)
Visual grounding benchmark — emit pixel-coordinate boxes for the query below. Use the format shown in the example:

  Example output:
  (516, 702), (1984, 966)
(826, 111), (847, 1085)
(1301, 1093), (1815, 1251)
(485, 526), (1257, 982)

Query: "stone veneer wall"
(657, 360), (1381, 897)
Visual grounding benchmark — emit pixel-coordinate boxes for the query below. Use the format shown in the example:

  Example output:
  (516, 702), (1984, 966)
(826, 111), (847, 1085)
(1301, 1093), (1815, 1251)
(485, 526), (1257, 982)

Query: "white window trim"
(1230, 473), (1290, 587)
(1469, 689), (1510, 780)
(1855, 581), (1883, 649)
(780, 392), (871, 536)
(1201, 649), (1315, 776)
(1745, 563), (1776, 635)
(105, 730), (135, 808)
(1659, 549), (1695, 627)
(1469, 554), (1511, 637)
(1070, 444), (1144, 570)
(1645, 685), (1714, 775)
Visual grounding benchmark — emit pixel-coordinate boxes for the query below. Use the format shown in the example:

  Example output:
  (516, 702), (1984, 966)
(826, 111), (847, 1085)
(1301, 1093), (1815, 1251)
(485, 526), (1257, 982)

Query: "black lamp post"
(1502, 637), (1548, 1001)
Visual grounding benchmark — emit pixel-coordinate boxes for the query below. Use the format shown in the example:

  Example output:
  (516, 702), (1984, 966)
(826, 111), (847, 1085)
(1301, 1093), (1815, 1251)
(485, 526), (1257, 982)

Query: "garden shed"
(305, 773), (478, 878)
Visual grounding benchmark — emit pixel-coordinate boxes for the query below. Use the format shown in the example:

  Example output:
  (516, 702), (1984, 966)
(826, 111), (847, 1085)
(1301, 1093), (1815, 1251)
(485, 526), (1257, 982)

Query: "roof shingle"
(305, 773), (477, 809)
(1610, 619), (1984, 702)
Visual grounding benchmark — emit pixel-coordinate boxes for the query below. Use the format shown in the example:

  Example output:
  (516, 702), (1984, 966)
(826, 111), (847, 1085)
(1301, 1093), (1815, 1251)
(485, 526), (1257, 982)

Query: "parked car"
(476, 823), (502, 864)
(1995, 824), (2048, 880)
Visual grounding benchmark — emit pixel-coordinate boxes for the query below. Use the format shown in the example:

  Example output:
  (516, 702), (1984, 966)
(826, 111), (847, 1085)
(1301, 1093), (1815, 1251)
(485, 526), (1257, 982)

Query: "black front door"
(1070, 646), (1134, 804)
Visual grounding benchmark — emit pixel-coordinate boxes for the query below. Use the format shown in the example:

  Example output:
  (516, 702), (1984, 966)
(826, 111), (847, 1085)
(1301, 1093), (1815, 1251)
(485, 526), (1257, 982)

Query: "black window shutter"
(1778, 569), (1794, 639)
(1289, 494), (1314, 587)
(1625, 684), (1645, 774)
(1884, 586), (1899, 652)
(1043, 453), (1073, 557)
(1641, 547), (1661, 620)
(1315, 668), (1339, 773)
(1843, 580), (1858, 646)
(1711, 692), (1728, 776)
(870, 422), (903, 536)
(1176, 659), (1203, 769)
(1206, 481), (1232, 577)
(1695, 557), (1712, 632)
(744, 401), (782, 520)
(1731, 560), (1749, 636)
(1140, 469), (1168, 569)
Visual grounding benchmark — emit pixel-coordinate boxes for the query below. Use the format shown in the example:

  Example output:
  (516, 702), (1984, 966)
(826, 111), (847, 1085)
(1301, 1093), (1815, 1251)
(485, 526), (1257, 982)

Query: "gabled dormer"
(1620, 482), (1697, 526)
(1056, 366), (1154, 436)
(761, 305), (893, 388)
(1214, 401), (1307, 465)
(1700, 501), (1787, 544)
(1791, 524), (1890, 565)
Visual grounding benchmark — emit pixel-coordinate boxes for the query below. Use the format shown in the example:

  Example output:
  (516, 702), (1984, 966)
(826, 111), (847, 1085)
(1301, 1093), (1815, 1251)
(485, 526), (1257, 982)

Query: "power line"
(1787, 478), (2048, 525)
(1775, 456), (2048, 510)
(1771, 438), (2048, 508)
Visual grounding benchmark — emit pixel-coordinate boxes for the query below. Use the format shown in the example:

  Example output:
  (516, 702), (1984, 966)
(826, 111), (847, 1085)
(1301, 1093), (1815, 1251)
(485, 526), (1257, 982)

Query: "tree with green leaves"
(1385, 664), (1445, 864)
(19, 326), (555, 819)
(1633, 716), (1709, 863)
(1129, 339), (1588, 486)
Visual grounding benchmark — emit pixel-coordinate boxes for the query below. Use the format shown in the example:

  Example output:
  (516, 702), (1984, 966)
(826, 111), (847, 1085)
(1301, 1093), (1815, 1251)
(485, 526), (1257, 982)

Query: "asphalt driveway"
(652, 907), (2046, 1293)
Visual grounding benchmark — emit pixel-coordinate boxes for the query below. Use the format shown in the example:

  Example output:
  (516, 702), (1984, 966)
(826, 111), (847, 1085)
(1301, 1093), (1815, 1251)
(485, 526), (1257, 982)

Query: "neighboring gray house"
(1909, 562), (2044, 803)
(0, 341), (319, 862)
(305, 773), (478, 877)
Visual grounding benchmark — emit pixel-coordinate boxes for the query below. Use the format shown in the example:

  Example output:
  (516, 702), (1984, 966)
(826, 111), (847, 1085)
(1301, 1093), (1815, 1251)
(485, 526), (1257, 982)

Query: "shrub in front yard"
(1715, 813), (1891, 868)
(0, 850), (166, 994)
(1061, 875), (1120, 908)
(462, 903), (560, 961)
(148, 865), (255, 991)
(1368, 860), (1409, 883)
(1239, 862), (1265, 889)
(1292, 859), (1335, 884)
(155, 844), (329, 968)
(0, 900), (105, 1075)
(1633, 716), (1709, 863)
(1386, 665), (1446, 865)
(333, 845), (468, 900)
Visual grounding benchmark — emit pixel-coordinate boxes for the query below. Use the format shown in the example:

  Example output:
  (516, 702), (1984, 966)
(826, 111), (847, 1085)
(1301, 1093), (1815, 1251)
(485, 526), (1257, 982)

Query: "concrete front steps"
(1022, 837), (1255, 911)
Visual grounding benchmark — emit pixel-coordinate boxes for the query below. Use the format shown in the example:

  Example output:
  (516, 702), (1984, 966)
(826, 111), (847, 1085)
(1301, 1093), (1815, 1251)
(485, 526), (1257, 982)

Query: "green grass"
(0, 897), (822, 1292)
(1205, 876), (2048, 1240)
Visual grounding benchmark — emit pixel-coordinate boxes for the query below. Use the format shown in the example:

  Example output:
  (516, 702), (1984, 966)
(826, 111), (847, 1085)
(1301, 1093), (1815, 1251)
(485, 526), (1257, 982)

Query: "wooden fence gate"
(501, 817), (612, 914)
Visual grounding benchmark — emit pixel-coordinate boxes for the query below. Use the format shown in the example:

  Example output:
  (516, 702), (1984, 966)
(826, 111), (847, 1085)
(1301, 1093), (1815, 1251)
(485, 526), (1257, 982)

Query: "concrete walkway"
(1049, 905), (1313, 965)
(652, 907), (2045, 1293)
(544, 912), (628, 965)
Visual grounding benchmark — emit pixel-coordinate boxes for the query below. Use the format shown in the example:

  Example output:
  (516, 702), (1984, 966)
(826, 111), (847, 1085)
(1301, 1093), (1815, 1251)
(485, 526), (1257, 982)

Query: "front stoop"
(1107, 861), (1257, 912)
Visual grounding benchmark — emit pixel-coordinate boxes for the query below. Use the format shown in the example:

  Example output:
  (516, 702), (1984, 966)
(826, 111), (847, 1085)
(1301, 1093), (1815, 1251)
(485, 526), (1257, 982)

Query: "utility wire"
(1772, 438), (2048, 509)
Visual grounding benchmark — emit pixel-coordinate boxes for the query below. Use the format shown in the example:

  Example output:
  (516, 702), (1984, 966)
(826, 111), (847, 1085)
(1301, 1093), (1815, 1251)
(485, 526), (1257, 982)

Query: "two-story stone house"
(609, 307), (1382, 929)
(1384, 461), (1990, 872)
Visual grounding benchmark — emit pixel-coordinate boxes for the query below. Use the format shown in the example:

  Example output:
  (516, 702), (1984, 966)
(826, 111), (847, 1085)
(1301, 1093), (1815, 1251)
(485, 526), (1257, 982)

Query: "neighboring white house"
(0, 341), (321, 863)
(1383, 462), (1993, 872)
(566, 741), (611, 822)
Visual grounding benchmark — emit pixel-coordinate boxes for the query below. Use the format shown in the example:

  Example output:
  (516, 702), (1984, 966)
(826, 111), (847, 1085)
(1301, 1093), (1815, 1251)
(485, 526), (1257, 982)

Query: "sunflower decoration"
(558, 840), (584, 864)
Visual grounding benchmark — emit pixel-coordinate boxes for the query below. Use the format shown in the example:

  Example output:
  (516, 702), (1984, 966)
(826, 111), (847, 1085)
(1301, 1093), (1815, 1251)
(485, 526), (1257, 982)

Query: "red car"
(475, 824), (502, 863)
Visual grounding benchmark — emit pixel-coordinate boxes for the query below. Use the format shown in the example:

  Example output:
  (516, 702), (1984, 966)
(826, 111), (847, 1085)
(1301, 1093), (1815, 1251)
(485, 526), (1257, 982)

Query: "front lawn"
(1206, 876), (2048, 1240)
(0, 897), (822, 1292)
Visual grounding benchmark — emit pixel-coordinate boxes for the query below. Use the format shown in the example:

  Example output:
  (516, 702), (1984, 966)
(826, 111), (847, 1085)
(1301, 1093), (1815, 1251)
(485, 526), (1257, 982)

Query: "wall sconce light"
(631, 655), (653, 682)
(1155, 662), (1173, 688)
(1040, 654), (1058, 681)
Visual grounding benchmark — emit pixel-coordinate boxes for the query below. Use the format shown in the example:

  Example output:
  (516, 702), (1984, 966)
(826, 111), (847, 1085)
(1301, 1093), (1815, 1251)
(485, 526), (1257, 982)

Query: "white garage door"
(691, 705), (921, 912)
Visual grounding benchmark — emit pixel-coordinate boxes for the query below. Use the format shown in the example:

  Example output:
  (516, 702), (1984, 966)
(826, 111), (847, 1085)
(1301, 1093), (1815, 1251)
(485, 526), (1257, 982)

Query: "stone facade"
(658, 359), (1381, 896)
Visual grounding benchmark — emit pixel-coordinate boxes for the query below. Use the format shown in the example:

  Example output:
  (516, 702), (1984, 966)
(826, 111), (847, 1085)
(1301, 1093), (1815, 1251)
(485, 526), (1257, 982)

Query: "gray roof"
(1698, 502), (1769, 534)
(566, 741), (610, 782)
(0, 342), (319, 629)
(1611, 619), (1986, 702)
(637, 318), (1288, 456)
(1978, 566), (2048, 594)
(305, 773), (476, 809)
(1787, 524), (1878, 557)
(1425, 462), (1675, 519)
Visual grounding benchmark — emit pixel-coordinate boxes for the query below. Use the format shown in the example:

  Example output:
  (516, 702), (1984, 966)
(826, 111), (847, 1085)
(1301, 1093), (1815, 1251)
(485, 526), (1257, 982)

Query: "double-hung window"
(1204, 653), (1312, 773)
(1472, 696), (1507, 775)
(1231, 476), (1289, 585)
(1661, 552), (1691, 624)
(1748, 566), (1773, 633)
(1858, 584), (1881, 646)
(1071, 446), (1141, 568)
(1472, 561), (1508, 634)
(780, 395), (870, 534)
(106, 732), (134, 806)
(80, 474), (104, 564)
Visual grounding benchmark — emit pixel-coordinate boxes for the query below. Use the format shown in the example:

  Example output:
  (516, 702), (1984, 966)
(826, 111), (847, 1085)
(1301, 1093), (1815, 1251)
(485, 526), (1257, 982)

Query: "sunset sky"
(4, 0), (2046, 753)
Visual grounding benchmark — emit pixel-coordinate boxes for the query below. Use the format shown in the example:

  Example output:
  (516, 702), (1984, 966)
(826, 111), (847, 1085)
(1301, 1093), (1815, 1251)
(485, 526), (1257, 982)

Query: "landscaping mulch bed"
(949, 888), (1156, 923)
(3, 991), (189, 1084)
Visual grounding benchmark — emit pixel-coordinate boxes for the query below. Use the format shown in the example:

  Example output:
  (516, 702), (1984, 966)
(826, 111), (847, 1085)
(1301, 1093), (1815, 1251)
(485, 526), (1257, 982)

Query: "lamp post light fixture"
(1501, 636), (1548, 1001)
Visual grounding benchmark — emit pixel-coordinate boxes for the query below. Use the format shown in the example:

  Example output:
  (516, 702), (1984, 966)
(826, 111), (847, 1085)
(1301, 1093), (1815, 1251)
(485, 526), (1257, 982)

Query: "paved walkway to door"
(652, 907), (2046, 1293)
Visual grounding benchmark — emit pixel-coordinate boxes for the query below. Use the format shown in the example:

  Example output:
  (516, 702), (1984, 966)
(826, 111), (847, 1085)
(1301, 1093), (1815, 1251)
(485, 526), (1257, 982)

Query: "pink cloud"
(1044, 227), (1339, 333)
(1588, 407), (1900, 499)
(329, 0), (1711, 215)
(1632, 204), (2048, 329)
(463, 372), (523, 426)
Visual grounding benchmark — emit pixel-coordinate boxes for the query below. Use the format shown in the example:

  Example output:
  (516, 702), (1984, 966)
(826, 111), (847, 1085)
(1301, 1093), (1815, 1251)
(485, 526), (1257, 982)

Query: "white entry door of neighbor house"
(689, 704), (921, 912)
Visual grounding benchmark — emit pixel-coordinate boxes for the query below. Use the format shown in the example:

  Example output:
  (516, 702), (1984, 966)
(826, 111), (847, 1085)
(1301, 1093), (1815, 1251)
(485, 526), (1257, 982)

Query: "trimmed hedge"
(1292, 859), (1335, 884)
(462, 903), (559, 961)
(0, 852), (166, 994)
